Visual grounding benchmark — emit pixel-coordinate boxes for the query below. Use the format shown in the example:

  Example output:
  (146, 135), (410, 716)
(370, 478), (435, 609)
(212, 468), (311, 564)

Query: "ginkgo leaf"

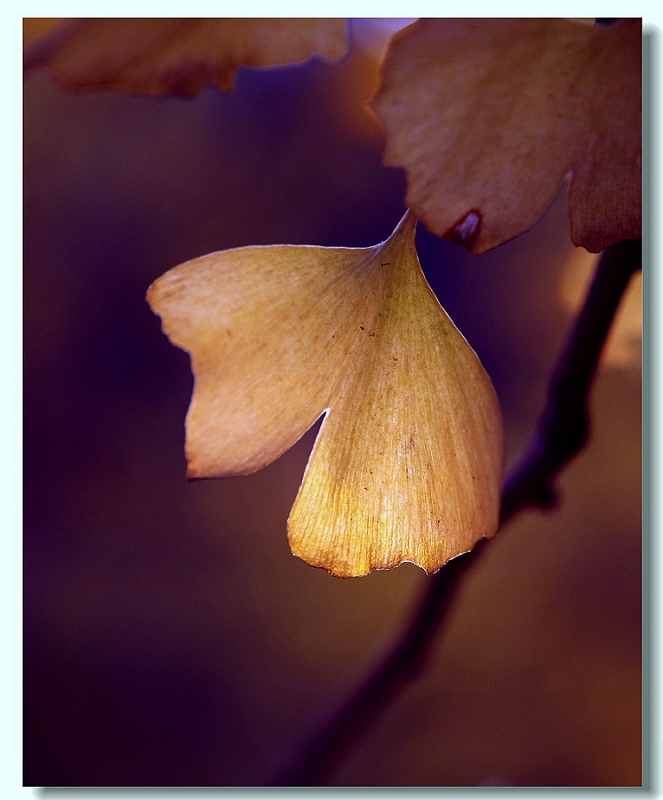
(30, 18), (348, 96)
(372, 18), (642, 254)
(23, 18), (62, 49)
(147, 212), (504, 577)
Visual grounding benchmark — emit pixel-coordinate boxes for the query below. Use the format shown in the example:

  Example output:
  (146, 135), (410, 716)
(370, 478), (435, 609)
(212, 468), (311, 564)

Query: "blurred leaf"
(328, 19), (417, 141)
(23, 18), (61, 48)
(372, 18), (641, 253)
(30, 17), (348, 96)
(147, 212), (504, 578)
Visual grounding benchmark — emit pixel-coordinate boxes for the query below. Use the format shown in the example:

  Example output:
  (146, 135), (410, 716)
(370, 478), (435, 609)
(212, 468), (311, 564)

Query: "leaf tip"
(444, 209), (482, 249)
(185, 464), (202, 482)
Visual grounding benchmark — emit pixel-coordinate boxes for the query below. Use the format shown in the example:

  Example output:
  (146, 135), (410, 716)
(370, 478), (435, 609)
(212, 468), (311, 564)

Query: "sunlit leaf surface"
(147, 213), (504, 577)
(32, 17), (348, 95)
(373, 18), (641, 253)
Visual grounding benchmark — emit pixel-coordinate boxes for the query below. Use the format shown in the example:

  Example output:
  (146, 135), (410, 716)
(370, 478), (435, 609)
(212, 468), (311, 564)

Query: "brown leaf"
(372, 19), (641, 253)
(147, 212), (504, 577)
(23, 18), (61, 49)
(33, 18), (348, 96)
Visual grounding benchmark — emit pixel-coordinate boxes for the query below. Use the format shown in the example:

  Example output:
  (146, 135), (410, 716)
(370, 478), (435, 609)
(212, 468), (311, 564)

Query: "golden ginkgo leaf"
(147, 212), (504, 577)
(372, 18), (642, 254)
(30, 17), (348, 96)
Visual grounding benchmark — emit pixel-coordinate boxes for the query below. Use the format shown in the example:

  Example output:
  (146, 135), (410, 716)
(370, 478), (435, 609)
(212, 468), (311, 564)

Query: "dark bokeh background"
(23, 20), (641, 787)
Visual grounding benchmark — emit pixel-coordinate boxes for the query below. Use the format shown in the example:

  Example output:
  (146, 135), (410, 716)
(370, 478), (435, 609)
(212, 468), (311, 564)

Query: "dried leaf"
(34, 18), (348, 96)
(373, 19), (641, 253)
(23, 18), (61, 49)
(147, 213), (504, 577)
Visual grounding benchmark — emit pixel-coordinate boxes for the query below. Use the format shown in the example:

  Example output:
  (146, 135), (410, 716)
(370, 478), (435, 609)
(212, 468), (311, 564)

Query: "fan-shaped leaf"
(373, 18), (641, 253)
(147, 213), (504, 577)
(33, 17), (348, 96)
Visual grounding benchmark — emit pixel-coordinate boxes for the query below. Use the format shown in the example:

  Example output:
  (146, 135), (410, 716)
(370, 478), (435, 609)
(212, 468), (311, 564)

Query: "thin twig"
(501, 237), (642, 523)
(277, 237), (642, 786)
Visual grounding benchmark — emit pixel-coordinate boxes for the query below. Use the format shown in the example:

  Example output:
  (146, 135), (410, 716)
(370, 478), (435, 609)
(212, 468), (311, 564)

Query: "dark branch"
(501, 236), (642, 523)
(276, 237), (642, 786)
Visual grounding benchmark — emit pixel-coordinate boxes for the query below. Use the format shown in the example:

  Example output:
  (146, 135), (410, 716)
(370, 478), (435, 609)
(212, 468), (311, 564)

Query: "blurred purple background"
(23, 19), (641, 786)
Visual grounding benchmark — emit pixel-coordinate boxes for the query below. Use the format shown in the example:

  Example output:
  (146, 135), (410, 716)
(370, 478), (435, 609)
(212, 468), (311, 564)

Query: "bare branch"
(277, 237), (642, 786)
(501, 237), (642, 523)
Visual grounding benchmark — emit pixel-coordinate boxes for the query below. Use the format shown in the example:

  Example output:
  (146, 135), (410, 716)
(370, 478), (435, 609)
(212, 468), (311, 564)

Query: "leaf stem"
(276, 237), (642, 786)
